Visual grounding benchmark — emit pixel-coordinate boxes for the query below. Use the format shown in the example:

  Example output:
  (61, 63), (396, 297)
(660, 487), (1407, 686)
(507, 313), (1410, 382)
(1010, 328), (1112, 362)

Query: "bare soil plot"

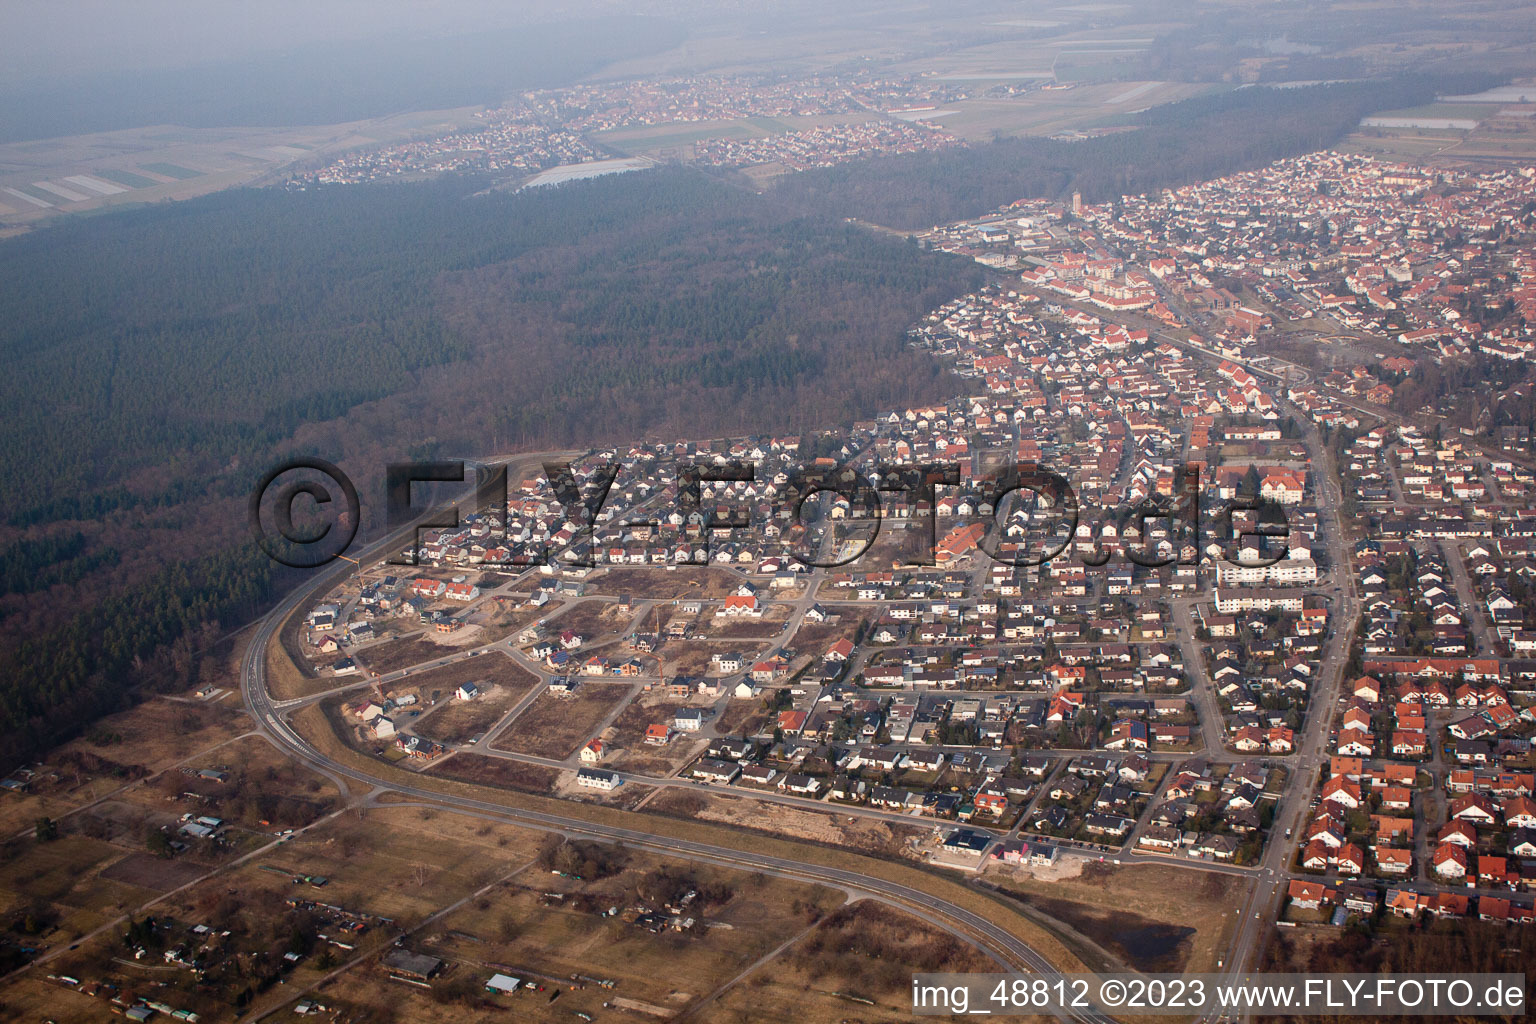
(592, 565), (742, 600)
(856, 523), (931, 569)
(606, 694), (682, 750)
(716, 697), (772, 737)
(99, 852), (210, 892)
(708, 612), (792, 640)
(427, 754), (561, 794)
(604, 693), (721, 774)
(789, 609), (876, 652)
(654, 637), (768, 676)
(491, 682), (634, 760)
(412, 666), (541, 745)
(469, 596), (564, 644)
(647, 789), (926, 861)
(358, 632), (452, 674)
(542, 599), (633, 639)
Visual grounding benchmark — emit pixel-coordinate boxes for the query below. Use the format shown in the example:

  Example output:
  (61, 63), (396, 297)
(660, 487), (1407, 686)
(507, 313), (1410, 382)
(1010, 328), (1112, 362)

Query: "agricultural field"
(0, 107), (488, 231)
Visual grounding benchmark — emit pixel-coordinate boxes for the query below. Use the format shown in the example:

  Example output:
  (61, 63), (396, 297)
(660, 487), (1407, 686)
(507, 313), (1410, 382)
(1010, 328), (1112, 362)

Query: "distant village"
(289, 72), (971, 187)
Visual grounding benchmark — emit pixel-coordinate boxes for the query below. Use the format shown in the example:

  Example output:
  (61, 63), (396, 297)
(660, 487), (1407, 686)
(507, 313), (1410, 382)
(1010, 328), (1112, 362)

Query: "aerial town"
(7, 149), (1536, 1021)
(13, 0), (1536, 1018)
(264, 151), (1536, 929)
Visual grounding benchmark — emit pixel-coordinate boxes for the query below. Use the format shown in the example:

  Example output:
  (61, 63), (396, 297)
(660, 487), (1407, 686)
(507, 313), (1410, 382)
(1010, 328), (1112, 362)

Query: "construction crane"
(335, 552), (364, 582)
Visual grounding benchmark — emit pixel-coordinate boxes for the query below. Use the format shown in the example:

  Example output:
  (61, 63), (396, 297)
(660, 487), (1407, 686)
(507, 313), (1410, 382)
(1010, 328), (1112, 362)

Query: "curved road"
(241, 457), (1119, 1024)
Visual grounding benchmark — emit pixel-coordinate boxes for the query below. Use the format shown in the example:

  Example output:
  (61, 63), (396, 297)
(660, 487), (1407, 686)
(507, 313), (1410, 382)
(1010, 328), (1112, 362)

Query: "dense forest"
(0, 170), (975, 527)
(771, 73), (1502, 229)
(0, 532), (118, 597)
(0, 545), (276, 767)
(0, 168), (978, 767)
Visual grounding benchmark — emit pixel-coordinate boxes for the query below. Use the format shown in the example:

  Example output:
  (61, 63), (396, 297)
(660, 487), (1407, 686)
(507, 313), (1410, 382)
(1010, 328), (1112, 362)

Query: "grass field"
(710, 901), (997, 1023)
(308, 844), (845, 1023)
(0, 834), (149, 946)
(0, 693), (248, 836)
(1371, 102), (1504, 119)
(247, 804), (545, 925)
(649, 788), (927, 861)
(979, 858), (1245, 974)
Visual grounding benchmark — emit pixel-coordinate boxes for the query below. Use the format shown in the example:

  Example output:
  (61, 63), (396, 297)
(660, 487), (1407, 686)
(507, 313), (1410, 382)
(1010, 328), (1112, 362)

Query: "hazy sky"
(2, 0), (607, 82)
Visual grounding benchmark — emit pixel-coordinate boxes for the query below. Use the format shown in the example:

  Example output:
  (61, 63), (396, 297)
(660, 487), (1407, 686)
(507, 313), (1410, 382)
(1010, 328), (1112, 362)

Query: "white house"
(576, 768), (619, 791)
